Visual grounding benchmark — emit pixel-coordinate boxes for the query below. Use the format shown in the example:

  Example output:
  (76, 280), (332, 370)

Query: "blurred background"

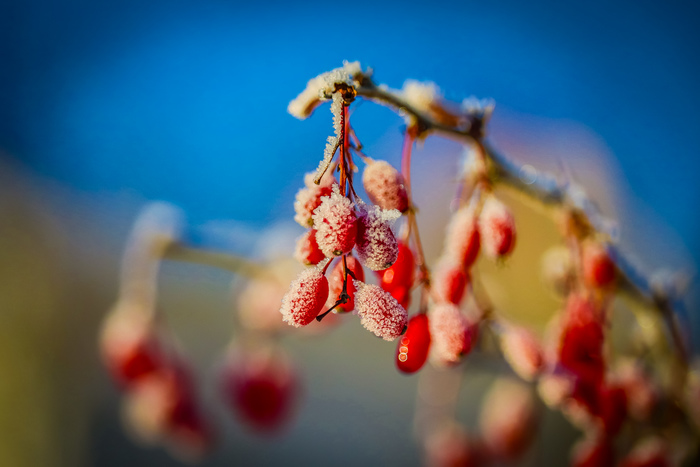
(1, 0), (699, 465)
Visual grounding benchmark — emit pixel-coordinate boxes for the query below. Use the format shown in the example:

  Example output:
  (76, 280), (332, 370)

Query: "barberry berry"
(279, 264), (330, 327)
(396, 313), (431, 374)
(312, 186), (358, 257)
(353, 280), (408, 341)
(431, 258), (469, 305)
(582, 241), (616, 289)
(429, 303), (477, 366)
(355, 203), (400, 271)
(293, 171), (336, 227)
(362, 159), (409, 212)
(444, 205), (481, 269)
(294, 229), (325, 265)
(500, 325), (544, 382)
(325, 255), (365, 313)
(479, 195), (516, 259)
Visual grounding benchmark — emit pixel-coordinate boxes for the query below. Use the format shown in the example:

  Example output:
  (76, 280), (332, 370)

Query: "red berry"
(326, 255), (365, 312)
(293, 171), (336, 227)
(362, 159), (409, 212)
(388, 284), (412, 310)
(500, 326), (544, 382)
(279, 266), (329, 327)
(431, 259), (469, 305)
(599, 384), (627, 435)
(294, 229), (325, 265)
(571, 437), (615, 467)
(619, 437), (671, 467)
(582, 241), (616, 288)
(429, 304), (478, 365)
(353, 281), (408, 341)
(480, 196), (516, 259)
(396, 314), (431, 374)
(558, 294), (605, 386)
(355, 204), (400, 271)
(444, 205), (481, 269)
(312, 187), (358, 257)
(378, 241), (415, 291)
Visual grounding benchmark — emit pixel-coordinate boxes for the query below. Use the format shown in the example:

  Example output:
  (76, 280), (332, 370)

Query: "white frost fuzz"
(293, 171), (336, 227)
(429, 303), (472, 366)
(279, 261), (329, 327)
(362, 160), (409, 212)
(500, 326), (544, 381)
(353, 281), (407, 341)
(355, 202), (400, 271)
(312, 185), (358, 257)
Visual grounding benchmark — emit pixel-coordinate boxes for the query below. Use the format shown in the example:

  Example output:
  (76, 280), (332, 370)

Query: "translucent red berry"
(353, 280), (408, 341)
(429, 303), (477, 365)
(362, 159), (409, 212)
(326, 255), (365, 313)
(444, 204), (481, 269)
(294, 229), (325, 265)
(396, 314), (431, 374)
(355, 204), (400, 271)
(378, 241), (415, 298)
(558, 293), (605, 386)
(294, 171), (336, 227)
(279, 265), (330, 327)
(479, 196), (515, 259)
(582, 241), (616, 288)
(312, 187), (358, 257)
(220, 346), (299, 434)
(431, 258), (469, 305)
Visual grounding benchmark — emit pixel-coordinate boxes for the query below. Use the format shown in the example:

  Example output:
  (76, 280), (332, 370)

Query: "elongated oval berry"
(378, 241), (415, 292)
(558, 294), (605, 386)
(429, 303), (477, 366)
(396, 314), (431, 374)
(444, 204), (481, 270)
(431, 258), (469, 305)
(279, 264), (329, 327)
(479, 378), (538, 461)
(293, 171), (336, 227)
(353, 280), (408, 341)
(220, 345), (298, 434)
(355, 204), (400, 271)
(500, 325), (544, 381)
(582, 241), (616, 288)
(294, 229), (325, 266)
(619, 437), (671, 467)
(312, 186), (357, 257)
(325, 255), (365, 313)
(479, 196), (515, 259)
(571, 436), (614, 467)
(362, 159), (409, 212)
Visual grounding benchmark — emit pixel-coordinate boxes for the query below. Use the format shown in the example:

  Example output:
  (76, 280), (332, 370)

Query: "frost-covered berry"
(479, 196), (516, 259)
(571, 436), (614, 467)
(582, 241), (616, 289)
(424, 422), (487, 467)
(279, 264), (329, 327)
(431, 258), (469, 305)
(444, 205), (481, 269)
(325, 255), (365, 313)
(479, 378), (537, 461)
(312, 186), (358, 257)
(220, 345), (298, 433)
(293, 229), (325, 266)
(396, 314), (431, 374)
(355, 203), (400, 271)
(353, 281), (408, 341)
(293, 171), (336, 227)
(429, 304), (477, 365)
(500, 325), (544, 381)
(362, 159), (409, 212)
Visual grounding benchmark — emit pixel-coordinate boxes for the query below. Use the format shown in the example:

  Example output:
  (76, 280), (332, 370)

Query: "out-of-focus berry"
(619, 437), (671, 467)
(500, 325), (544, 381)
(220, 345), (299, 434)
(614, 358), (658, 422)
(396, 314), (431, 374)
(353, 280), (408, 341)
(558, 294), (605, 387)
(355, 204), (400, 271)
(312, 186), (358, 257)
(479, 196), (515, 259)
(424, 422), (486, 467)
(279, 264), (329, 327)
(479, 378), (538, 461)
(362, 159), (409, 213)
(444, 205), (481, 270)
(293, 171), (336, 227)
(571, 436), (615, 467)
(429, 304), (477, 366)
(540, 245), (574, 295)
(431, 258), (469, 305)
(582, 241), (616, 289)
(293, 229), (325, 266)
(325, 255), (365, 313)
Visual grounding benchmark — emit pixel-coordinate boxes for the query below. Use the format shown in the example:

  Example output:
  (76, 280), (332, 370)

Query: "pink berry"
(279, 265), (329, 327)
(312, 187), (358, 257)
(558, 293), (605, 387)
(396, 314), (431, 374)
(479, 378), (538, 461)
(429, 303), (477, 365)
(293, 171), (336, 227)
(362, 159), (409, 212)
(582, 241), (616, 289)
(355, 204), (400, 271)
(619, 437), (671, 467)
(431, 258), (469, 305)
(220, 345), (298, 433)
(571, 436), (615, 467)
(353, 280), (408, 341)
(500, 325), (544, 382)
(444, 204), (481, 270)
(325, 255), (365, 312)
(479, 196), (515, 259)
(424, 422), (487, 467)
(294, 229), (326, 265)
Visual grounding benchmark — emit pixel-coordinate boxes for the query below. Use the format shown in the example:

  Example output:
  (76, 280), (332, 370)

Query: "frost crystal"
(354, 202), (400, 271)
(293, 171), (336, 227)
(353, 281), (408, 341)
(279, 262), (329, 327)
(500, 326), (544, 381)
(429, 303), (473, 365)
(362, 160), (409, 212)
(287, 61), (364, 120)
(401, 79), (441, 113)
(293, 229), (325, 266)
(312, 185), (357, 257)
